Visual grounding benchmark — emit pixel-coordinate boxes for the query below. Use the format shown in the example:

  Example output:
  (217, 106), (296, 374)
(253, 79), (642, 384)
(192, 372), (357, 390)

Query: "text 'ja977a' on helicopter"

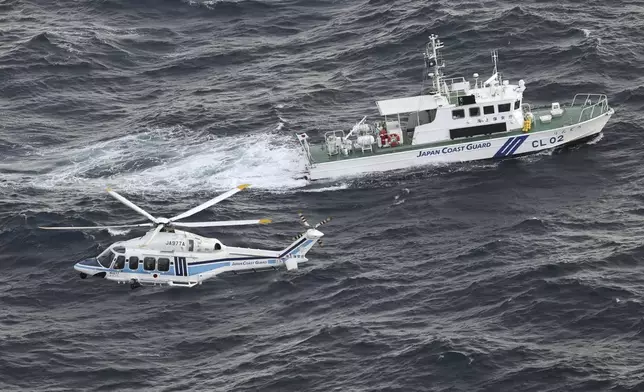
(40, 184), (331, 290)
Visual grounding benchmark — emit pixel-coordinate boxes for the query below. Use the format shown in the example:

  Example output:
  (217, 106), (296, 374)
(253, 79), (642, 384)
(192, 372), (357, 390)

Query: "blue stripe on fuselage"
(186, 237), (307, 268)
(93, 241), (310, 279)
(191, 255), (268, 267)
(279, 238), (307, 258)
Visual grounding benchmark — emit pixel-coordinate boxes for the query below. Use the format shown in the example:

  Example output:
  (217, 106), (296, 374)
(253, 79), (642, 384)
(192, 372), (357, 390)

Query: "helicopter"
(40, 184), (331, 289)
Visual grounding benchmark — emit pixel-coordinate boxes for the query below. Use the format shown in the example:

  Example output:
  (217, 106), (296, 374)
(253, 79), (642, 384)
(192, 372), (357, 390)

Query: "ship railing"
(521, 103), (534, 123)
(295, 132), (314, 164)
(441, 77), (468, 104)
(570, 93), (609, 123)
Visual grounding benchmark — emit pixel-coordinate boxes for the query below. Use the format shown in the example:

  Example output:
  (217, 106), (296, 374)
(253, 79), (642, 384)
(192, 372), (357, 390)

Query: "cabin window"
(97, 250), (115, 268)
(214, 243), (222, 251)
(514, 101), (520, 110)
(129, 256), (139, 270)
(405, 109), (436, 131)
(469, 107), (480, 117)
(158, 258), (170, 272)
(498, 103), (511, 112)
(457, 95), (476, 106)
(114, 256), (125, 270)
(483, 105), (495, 114)
(427, 109), (437, 123)
(188, 240), (194, 252)
(144, 257), (156, 271)
(452, 109), (465, 119)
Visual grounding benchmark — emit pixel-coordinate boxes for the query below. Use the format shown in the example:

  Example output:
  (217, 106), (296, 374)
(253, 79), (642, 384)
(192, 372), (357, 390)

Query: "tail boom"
(281, 228), (324, 270)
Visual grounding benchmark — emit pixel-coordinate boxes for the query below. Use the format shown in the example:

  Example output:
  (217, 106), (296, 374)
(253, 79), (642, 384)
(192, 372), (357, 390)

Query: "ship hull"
(305, 109), (613, 181)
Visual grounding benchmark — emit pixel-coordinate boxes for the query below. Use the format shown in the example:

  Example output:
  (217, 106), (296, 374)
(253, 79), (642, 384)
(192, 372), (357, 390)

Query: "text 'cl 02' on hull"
(295, 34), (614, 182)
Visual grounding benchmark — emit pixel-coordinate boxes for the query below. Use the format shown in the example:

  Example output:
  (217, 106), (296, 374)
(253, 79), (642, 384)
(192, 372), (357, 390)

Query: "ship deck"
(307, 105), (602, 164)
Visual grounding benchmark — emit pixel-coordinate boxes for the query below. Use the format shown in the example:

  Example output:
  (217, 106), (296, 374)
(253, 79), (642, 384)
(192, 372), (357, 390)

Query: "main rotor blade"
(315, 217), (332, 228)
(142, 224), (164, 246)
(39, 223), (154, 230)
(172, 219), (271, 228)
(169, 184), (251, 222)
(298, 211), (311, 227)
(107, 189), (158, 223)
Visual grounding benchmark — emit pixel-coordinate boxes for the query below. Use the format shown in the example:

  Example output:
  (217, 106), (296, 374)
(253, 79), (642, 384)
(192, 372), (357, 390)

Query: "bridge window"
(514, 101), (520, 110)
(114, 256), (125, 270)
(129, 256), (139, 270)
(483, 105), (495, 114)
(426, 109), (437, 124)
(452, 109), (465, 119)
(158, 258), (170, 272)
(469, 107), (480, 117)
(144, 257), (156, 271)
(498, 103), (511, 112)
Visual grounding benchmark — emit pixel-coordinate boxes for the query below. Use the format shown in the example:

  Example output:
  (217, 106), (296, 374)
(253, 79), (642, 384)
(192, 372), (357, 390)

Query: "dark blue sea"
(1, 0), (643, 390)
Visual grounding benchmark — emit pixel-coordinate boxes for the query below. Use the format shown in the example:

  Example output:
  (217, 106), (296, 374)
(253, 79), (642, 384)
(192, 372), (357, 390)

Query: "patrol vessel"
(296, 34), (614, 181)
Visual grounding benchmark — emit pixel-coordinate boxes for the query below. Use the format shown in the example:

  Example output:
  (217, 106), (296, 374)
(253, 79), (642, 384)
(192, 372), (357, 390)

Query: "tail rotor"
(293, 212), (331, 247)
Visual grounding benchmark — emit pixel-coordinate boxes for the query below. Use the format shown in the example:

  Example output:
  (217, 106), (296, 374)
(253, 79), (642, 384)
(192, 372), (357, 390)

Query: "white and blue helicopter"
(40, 184), (330, 289)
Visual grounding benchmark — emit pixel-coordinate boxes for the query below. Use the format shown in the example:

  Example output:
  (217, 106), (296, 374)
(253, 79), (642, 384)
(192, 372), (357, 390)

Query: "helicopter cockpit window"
(97, 249), (115, 268)
(143, 257), (156, 271)
(214, 243), (222, 251)
(158, 258), (170, 272)
(114, 256), (125, 270)
(113, 246), (126, 254)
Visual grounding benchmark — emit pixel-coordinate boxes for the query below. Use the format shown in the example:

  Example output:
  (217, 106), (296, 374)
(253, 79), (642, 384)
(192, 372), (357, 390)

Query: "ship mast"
(425, 34), (445, 96)
(491, 49), (501, 85)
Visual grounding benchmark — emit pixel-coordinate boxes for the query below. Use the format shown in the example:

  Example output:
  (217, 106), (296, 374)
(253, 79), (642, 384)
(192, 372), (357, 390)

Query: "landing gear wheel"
(129, 279), (142, 290)
(79, 272), (87, 279)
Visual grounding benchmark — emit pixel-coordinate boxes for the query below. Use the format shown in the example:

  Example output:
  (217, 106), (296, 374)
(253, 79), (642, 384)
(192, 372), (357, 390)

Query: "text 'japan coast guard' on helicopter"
(40, 184), (331, 289)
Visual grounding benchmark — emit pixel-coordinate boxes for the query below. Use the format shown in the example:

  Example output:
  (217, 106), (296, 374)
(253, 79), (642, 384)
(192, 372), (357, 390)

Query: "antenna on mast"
(425, 34), (445, 95)
(491, 49), (501, 85)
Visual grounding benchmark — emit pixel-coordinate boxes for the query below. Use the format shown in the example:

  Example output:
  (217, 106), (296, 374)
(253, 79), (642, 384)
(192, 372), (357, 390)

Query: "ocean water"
(1, 0), (643, 390)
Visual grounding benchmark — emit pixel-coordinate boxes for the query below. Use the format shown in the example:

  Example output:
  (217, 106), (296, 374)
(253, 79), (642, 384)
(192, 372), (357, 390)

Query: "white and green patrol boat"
(296, 34), (614, 181)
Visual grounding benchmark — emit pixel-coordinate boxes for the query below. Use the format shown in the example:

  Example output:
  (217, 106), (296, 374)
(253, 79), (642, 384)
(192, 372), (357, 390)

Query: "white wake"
(19, 124), (311, 195)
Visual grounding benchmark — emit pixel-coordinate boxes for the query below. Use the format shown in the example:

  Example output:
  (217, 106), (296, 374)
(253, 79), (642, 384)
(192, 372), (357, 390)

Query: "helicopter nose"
(74, 258), (106, 279)
(76, 258), (100, 267)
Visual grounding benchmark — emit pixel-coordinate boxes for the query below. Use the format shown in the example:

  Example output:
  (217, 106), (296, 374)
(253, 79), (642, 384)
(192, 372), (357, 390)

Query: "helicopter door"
(188, 240), (194, 252)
